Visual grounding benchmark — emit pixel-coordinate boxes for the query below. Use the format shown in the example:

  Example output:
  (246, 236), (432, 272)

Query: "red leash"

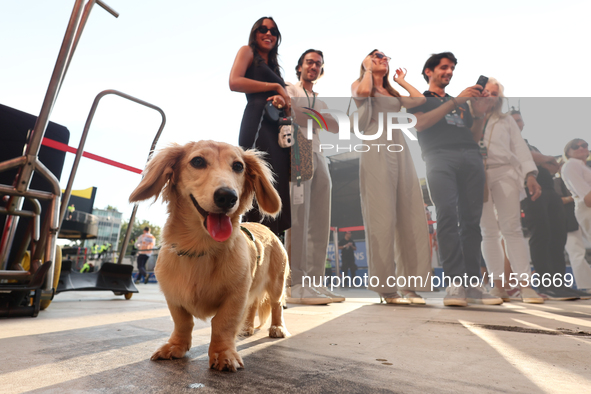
(41, 137), (143, 174)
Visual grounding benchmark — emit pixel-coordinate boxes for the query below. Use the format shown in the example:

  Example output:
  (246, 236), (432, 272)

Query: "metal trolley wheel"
(40, 245), (62, 310)
(113, 291), (133, 300)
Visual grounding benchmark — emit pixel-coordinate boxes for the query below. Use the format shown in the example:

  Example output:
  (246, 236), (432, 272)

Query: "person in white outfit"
(554, 169), (591, 291)
(560, 138), (591, 292)
(284, 49), (343, 305)
(478, 78), (544, 303)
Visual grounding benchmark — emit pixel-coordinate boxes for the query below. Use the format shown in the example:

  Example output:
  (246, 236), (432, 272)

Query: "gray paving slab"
(1, 286), (590, 393)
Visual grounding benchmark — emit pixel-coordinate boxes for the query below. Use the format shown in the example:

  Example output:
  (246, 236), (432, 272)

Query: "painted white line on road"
(511, 308), (591, 329)
(511, 318), (559, 332)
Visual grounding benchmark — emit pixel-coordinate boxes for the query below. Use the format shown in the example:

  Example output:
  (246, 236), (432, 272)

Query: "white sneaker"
(520, 286), (544, 304)
(315, 287), (345, 302)
(383, 295), (412, 305)
(444, 285), (467, 307)
(286, 284), (332, 305)
(466, 286), (503, 305)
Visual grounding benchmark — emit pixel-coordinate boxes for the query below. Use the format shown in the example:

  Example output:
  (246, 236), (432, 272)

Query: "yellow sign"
(61, 187), (94, 200)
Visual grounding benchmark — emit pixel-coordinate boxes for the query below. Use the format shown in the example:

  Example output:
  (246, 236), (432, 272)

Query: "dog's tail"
(255, 296), (272, 329)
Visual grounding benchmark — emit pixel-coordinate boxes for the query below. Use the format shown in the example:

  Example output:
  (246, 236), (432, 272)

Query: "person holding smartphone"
(408, 52), (501, 307)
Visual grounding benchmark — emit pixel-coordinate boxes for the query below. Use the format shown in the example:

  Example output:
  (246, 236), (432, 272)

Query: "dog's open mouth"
(190, 194), (233, 242)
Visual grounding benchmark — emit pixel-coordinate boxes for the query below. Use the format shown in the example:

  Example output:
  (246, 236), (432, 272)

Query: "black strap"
(171, 243), (205, 259)
(240, 226), (260, 263)
(293, 124), (303, 186)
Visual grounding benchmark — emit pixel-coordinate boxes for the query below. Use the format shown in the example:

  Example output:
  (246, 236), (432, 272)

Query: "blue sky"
(1, 0), (589, 229)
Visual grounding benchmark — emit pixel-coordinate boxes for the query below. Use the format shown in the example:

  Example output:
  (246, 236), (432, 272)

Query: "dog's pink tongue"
(207, 213), (232, 242)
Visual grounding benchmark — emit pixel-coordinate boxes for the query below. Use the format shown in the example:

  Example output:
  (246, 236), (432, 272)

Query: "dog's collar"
(170, 227), (257, 261)
(240, 226), (260, 263)
(171, 243), (206, 259)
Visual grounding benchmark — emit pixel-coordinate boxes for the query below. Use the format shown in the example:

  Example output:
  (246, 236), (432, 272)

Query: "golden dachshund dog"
(129, 140), (289, 372)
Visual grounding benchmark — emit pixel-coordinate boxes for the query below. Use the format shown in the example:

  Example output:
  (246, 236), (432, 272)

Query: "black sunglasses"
(373, 52), (391, 62)
(257, 26), (279, 37)
(571, 142), (589, 150)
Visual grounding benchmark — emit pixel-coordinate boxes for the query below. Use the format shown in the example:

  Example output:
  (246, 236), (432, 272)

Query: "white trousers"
(565, 228), (591, 289)
(573, 200), (591, 289)
(575, 199), (591, 241)
(481, 166), (531, 280)
(288, 152), (332, 286)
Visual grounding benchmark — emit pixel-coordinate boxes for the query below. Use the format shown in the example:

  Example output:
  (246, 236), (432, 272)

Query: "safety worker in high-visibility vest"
(91, 243), (98, 259)
(80, 261), (93, 273)
(98, 244), (107, 259)
(67, 203), (75, 220)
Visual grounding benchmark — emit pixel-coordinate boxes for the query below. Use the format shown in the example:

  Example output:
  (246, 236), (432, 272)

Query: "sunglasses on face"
(257, 26), (279, 37)
(571, 142), (589, 150)
(373, 53), (391, 62)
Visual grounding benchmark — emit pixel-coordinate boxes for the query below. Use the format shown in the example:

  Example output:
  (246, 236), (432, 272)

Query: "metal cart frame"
(0, 0), (165, 316)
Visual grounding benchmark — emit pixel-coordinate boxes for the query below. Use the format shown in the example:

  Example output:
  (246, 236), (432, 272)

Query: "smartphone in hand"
(476, 75), (489, 91)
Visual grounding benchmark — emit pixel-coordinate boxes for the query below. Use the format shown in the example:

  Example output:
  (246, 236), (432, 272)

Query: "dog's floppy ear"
(242, 149), (281, 217)
(129, 143), (185, 203)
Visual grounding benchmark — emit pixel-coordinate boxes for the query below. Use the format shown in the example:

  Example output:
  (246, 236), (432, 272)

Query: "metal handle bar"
(0, 0), (118, 272)
(53, 90), (166, 266)
(96, 0), (119, 17)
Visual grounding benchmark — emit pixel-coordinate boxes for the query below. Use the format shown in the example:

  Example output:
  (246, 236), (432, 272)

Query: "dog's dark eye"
(232, 161), (244, 173)
(190, 156), (206, 169)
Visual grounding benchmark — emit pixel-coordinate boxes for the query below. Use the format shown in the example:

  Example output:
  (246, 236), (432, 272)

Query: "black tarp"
(328, 153), (363, 232)
(0, 103), (70, 264)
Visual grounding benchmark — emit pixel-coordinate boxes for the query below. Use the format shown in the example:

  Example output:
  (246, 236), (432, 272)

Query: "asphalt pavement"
(2, 286), (590, 393)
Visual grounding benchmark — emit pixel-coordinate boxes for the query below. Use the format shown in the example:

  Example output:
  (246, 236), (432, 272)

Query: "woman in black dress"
(230, 17), (291, 235)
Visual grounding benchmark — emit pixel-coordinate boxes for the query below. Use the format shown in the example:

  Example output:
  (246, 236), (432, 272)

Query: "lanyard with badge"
(292, 87), (316, 205)
(431, 92), (466, 128)
(479, 117), (492, 160)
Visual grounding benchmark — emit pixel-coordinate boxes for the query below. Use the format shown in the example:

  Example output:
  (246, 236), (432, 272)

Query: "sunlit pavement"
(2, 286), (590, 393)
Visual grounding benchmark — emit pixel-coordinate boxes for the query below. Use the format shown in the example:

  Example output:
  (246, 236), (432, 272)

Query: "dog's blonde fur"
(129, 140), (289, 372)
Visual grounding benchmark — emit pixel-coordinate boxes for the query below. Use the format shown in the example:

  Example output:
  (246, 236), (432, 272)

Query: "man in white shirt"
(284, 49), (343, 305)
(561, 139), (591, 245)
(135, 226), (156, 284)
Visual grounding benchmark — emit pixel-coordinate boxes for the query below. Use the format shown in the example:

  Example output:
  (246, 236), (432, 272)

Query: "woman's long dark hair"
(357, 49), (400, 98)
(248, 16), (282, 77)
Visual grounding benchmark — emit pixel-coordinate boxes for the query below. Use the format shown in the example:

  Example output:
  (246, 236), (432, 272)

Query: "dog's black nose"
(214, 187), (238, 210)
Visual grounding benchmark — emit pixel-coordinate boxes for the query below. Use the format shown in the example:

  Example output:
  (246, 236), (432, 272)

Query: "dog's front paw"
(209, 348), (244, 372)
(269, 325), (290, 338)
(150, 342), (190, 361)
